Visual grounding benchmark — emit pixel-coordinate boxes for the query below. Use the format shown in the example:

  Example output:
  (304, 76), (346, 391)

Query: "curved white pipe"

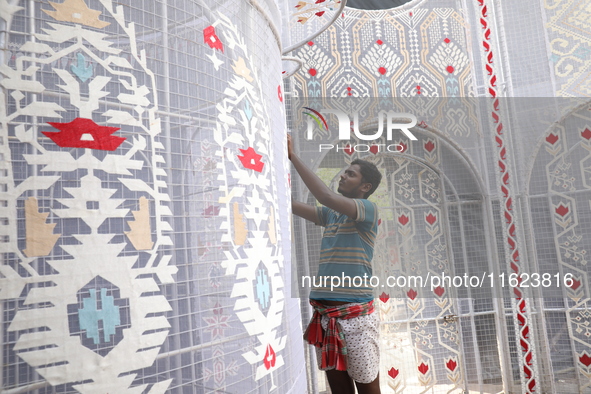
(248, 0), (283, 53)
(281, 56), (304, 79)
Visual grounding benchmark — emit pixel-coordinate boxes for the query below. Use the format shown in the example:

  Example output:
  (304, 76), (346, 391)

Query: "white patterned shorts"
(315, 308), (380, 384)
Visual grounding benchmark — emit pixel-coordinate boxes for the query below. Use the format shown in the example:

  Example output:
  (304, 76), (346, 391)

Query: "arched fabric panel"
(527, 103), (591, 393)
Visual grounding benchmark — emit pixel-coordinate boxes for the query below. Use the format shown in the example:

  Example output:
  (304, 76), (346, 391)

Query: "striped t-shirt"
(309, 199), (379, 303)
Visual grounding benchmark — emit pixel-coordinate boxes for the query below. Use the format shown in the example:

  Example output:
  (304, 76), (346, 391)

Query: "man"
(288, 135), (382, 394)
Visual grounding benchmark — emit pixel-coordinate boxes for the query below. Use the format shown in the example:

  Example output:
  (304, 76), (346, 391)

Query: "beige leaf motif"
(233, 202), (247, 245)
(43, 0), (110, 29)
(232, 57), (254, 82)
(125, 196), (154, 250)
(24, 197), (60, 257)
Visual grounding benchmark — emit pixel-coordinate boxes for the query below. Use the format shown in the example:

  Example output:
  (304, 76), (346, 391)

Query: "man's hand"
(287, 133), (358, 220)
(287, 134), (293, 160)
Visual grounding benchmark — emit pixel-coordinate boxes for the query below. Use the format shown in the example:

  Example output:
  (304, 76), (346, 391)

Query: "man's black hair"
(351, 159), (382, 198)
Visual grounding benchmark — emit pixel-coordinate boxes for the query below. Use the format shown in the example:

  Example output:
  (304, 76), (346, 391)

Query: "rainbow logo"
(303, 107), (328, 133)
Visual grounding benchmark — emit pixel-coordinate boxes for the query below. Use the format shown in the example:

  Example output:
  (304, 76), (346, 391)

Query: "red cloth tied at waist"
(304, 299), (375, 371)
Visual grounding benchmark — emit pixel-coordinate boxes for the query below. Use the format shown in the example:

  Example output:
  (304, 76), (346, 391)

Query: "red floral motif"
(424, 140), (435, 152)
(308, 41), (314, 46)
(407, 288), (417, 300)
(370, 144), (379, 154)
(278, 85), (283, 102)
(43, 118), (125, 151)
(418, 362), (429, 375)
(398, 214), (409, 225)
(425, 213), (437, 225)
(434, 286), (445, 297)
(347, 86), (352, 96)
(315, 11), (325, 16)
(580, 352), (591, 367)
(398, 142), (407, 152)
(203, 205), (220, 218)
(378, 67), (387, 75)
(376, 39), (383, 45)
(446, 65), (455, 74)
(238, 147), (265, 172)
(581, 128), (591, 140)
(379, 292), (389, 303)
(204, 26), (223, 52)
(264, 344), (276, 370)
(570, 278), (581, 291)
(528, 378), (536, 391)
(309, 68), (317, 76)
(344, 144), (354, 155)
(446, 359), (457, 371)
(203, 302), (230, 340)
(555, 204), (569, 217)
(546, 133), (559, 145)
(444, 37), (451, 43)
(388, 367), (399, 379)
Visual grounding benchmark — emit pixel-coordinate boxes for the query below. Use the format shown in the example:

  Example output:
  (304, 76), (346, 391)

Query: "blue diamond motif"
(254, 262), (272, 314)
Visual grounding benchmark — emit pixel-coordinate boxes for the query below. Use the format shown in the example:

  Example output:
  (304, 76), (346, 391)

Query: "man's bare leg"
(326, 370), (355, 394)
(355, 373), (381, 394)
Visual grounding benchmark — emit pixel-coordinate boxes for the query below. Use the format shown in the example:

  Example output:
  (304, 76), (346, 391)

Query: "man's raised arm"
(291, 199), (319, 223)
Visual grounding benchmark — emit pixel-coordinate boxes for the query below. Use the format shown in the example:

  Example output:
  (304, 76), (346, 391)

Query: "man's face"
(337, 164), (369, 198)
